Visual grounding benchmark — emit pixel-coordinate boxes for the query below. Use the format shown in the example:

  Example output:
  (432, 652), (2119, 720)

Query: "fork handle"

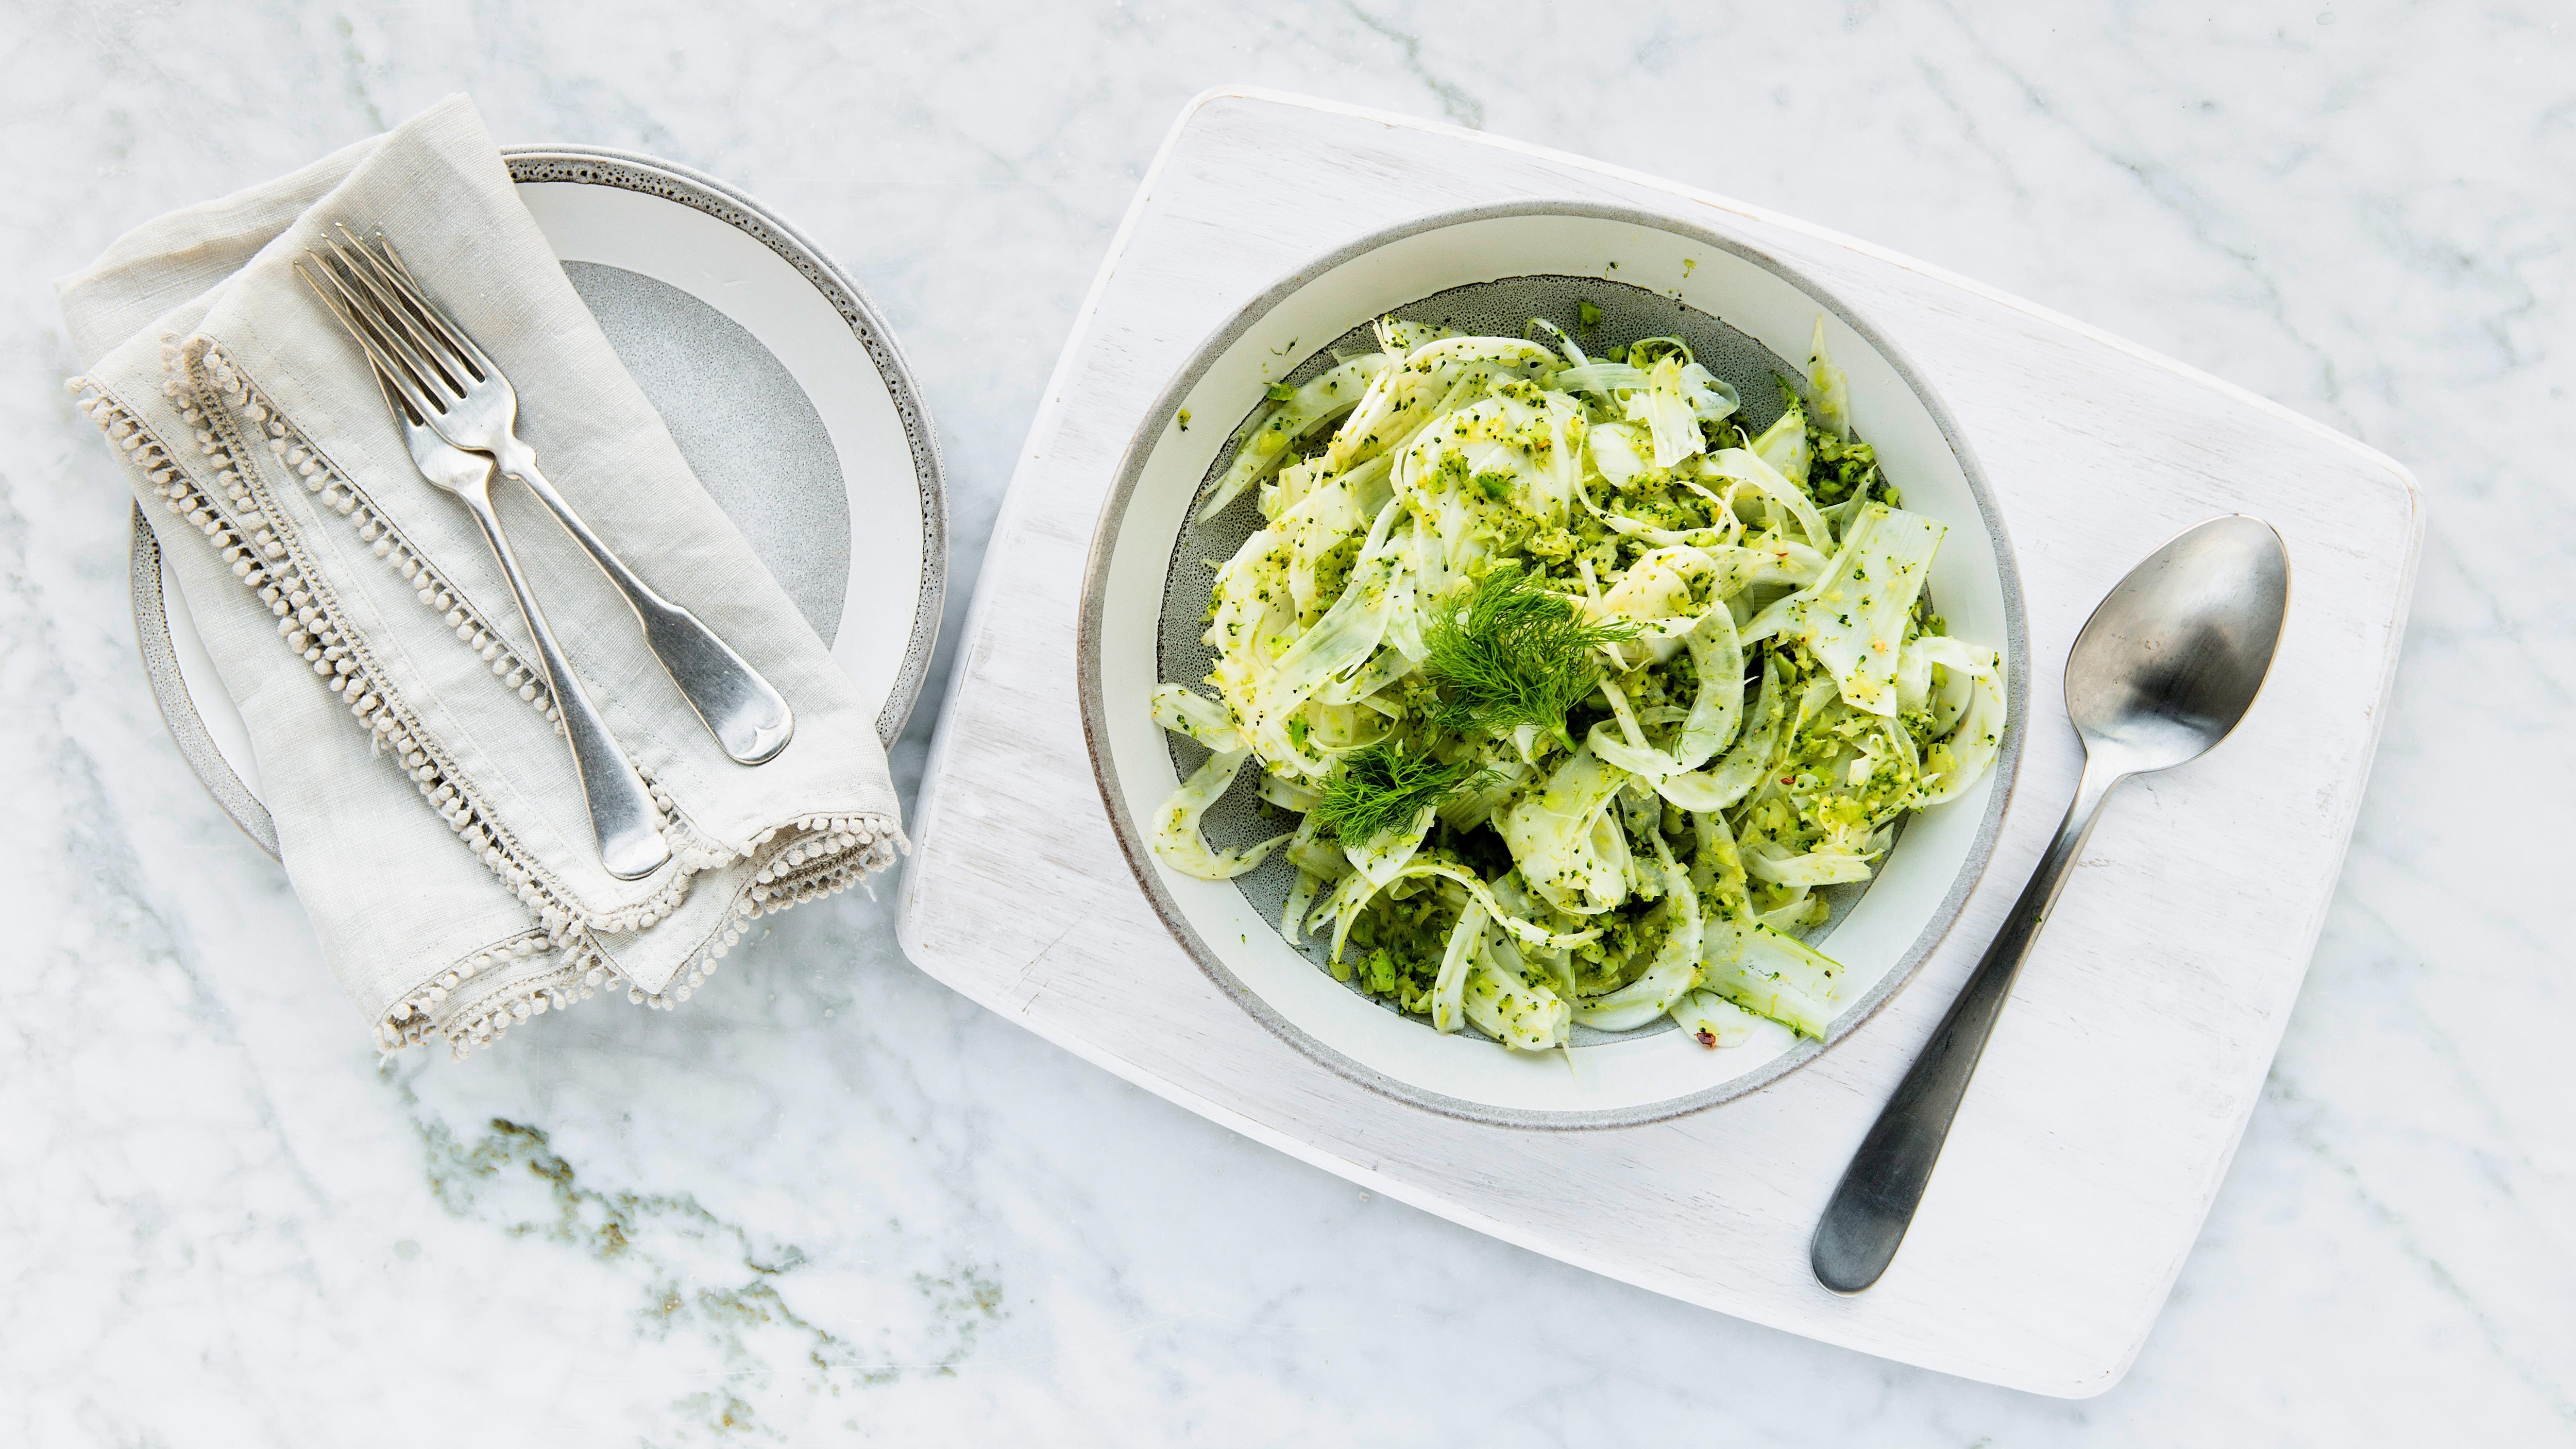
(490, 443), (794, 766)
(455, 481), (670, 881)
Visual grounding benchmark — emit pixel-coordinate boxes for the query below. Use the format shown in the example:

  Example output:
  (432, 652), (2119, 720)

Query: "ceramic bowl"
(1080, 201), (2027, 1129)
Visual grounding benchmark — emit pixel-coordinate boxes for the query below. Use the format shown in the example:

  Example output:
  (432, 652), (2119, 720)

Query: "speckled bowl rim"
(1077, 199), (2031, 1132)
(129, 143), (950, 860)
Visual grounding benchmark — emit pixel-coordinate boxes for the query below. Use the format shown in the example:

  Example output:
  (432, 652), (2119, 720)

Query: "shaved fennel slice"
(1528, 317), (1589, 368)
(1312, 534), (1421, 707)
(1281, 870), (1323, 944)
(1464, 943), (1573, 1051)
(1754, 883), (1816, 933)
(1317, 852), (1600, 966)
(1699, 916), (1841, 1038)
(1808, 316), (1852, 441)
(1258, 771), (1321, 813)
(1344, 802), (1434, 888)
(1376, 316), (1454, 354)
(1149, 749), (1291, 881)
(1498, 747), (1636, 915)
(1584, 605), (1744, 790)
(1150, 684), (1242, 753)
(1741, 503), (1946, 717)
(1741, 536), (1831, 589)
(1688, 807), (1753, 918)
(1742, 838), (1877, 887)
(1571, 831), (1705, 1031)
(1555, 360), (1648, 398)
(1588, 421), (1651, 488)
(1671, 990), (1762, 1048)
(1908, 636), (2006, 807)
(1896, 631), (1937, 714)
(1397, 859), (1601, 953)
(1195, 354), (1389, 522)
(1688, 364), (1744, 423)
(1278, 469), (1371, 619)
(1283, 811), (1349, 881)
(1311, 644), (1416, 706)
(1622, 357), (1711, 469)
(1644, 654), (1785, 813)
(1747, 401), (1811, 486)
(1705, 447), (1832, 556)
(1431, 901), (1489, 1033)
(1588, 544), (1713, 657)
(1242, 504), (1410, 770)
(1326, 336), (1556, 474)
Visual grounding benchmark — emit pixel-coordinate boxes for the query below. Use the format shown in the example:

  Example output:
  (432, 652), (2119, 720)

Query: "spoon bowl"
(2069, 515), (2291, 772)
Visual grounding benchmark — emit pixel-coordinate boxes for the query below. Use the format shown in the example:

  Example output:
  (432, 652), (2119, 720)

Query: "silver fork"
(306, 263), (673, 880)
(306, 226), (795, 767)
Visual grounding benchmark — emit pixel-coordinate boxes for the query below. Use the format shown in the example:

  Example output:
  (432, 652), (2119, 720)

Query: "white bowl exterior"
(1093, 209), (2015, 1122)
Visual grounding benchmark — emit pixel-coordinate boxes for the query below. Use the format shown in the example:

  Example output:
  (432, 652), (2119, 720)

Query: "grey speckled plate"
(131, 145), (946, 858)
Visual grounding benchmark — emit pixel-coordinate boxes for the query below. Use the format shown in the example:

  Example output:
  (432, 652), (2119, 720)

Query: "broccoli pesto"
(1146, 313), (2005, 1054)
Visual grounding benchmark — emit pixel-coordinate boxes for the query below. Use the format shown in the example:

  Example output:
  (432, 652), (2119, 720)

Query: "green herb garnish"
(1423, 566), (1638, 742)
(1577, 300), (1602, 329)
(1265, 381), (1298, 402)
(1313, 741), (1493, 844)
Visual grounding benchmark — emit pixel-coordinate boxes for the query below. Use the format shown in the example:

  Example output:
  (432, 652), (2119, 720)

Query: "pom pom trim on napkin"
(72, 338), (903, 1060)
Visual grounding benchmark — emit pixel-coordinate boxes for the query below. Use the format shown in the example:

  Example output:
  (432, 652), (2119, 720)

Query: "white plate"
(1079, 202), (2026, 1129)
(131, 146), (945, 857)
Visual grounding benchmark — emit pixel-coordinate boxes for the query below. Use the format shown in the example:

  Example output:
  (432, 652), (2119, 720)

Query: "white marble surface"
(1, 3), (2565, 1443)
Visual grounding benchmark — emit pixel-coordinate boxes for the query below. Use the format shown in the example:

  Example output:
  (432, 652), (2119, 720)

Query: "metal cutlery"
(1810, 515), (2291, 1293)
(326, 319), (672, 881)
(304, 225), (795, 766)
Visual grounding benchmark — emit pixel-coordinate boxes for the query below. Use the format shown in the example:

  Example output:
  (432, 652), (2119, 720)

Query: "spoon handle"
(1810, 755), (2127, 1293)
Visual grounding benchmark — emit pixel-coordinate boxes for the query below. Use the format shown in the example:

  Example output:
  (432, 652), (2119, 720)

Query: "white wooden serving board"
(897, 89), (2419, 1396)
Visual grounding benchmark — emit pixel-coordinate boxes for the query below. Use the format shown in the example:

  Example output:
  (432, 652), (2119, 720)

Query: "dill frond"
(1312, 741), (1494, 844)
(1422, 566), (1638, 742)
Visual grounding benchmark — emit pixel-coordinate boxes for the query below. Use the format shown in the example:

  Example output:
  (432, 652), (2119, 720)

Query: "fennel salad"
(1146, 311), (2004, 1055)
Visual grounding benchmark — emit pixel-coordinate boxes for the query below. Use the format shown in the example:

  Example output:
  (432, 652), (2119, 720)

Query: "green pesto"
(1149, 308), (2006, 1052)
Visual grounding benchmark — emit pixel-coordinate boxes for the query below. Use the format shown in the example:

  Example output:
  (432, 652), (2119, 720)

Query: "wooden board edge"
(897, 898), (2127, 1396)
(1190, 86), (2424, 512)
(2093, 456), (2428, 1386)
(900, 89), (1225, 924)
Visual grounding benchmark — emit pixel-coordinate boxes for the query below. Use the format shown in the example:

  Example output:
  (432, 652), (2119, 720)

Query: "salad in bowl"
(1145, 311), (2004, 1056)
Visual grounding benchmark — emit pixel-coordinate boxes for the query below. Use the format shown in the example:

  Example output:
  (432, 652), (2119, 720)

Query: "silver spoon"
(1810, 514), (2291, 1294)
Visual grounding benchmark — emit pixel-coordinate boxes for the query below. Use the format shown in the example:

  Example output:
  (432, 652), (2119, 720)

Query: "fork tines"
(297, 227), (492, 428)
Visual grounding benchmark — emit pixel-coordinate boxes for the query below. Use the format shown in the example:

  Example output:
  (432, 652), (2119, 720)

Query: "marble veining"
(0, 2), (2566, 1444)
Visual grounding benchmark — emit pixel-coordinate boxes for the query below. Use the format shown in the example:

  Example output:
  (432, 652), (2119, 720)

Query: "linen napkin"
(60, 97), (904, 1056)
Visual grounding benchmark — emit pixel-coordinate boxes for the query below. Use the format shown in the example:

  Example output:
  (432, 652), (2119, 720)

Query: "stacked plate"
(132, 147), (947, 855)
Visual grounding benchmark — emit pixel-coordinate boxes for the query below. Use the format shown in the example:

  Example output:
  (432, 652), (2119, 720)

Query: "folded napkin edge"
(70, 355), (906, 1059)
(391, 813), (908, 1058)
